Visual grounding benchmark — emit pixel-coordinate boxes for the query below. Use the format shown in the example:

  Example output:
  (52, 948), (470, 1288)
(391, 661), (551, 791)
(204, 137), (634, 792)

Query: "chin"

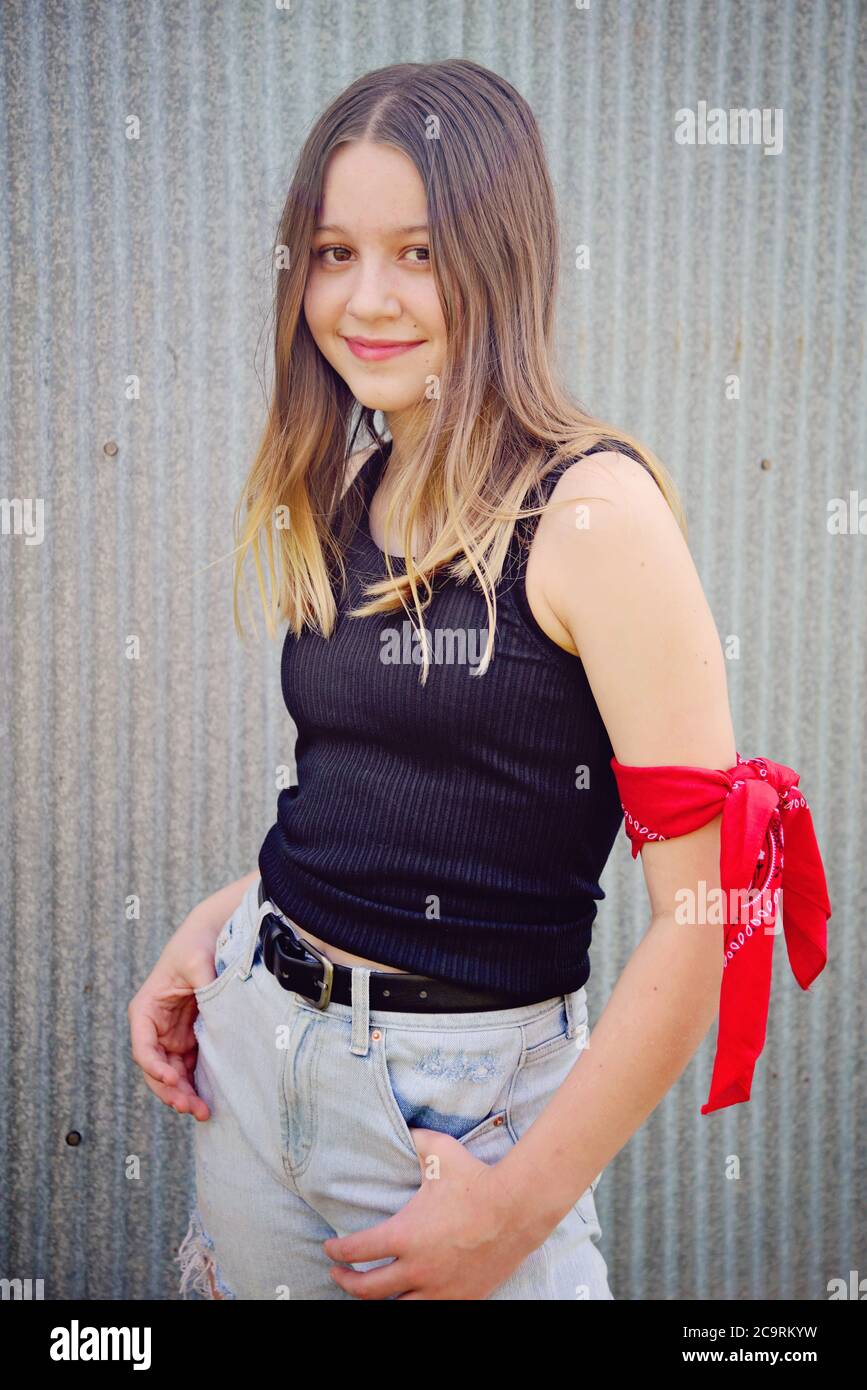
(341, 376), (431, 414)
(352, 392), (410, 412)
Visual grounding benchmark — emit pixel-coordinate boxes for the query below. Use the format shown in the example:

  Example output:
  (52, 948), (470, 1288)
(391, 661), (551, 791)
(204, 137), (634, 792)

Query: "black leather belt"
(256, 879), (550, 1013)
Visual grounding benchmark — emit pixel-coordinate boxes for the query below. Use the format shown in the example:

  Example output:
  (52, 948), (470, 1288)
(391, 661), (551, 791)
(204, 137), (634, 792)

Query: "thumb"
(407, 1124), (448, 1159)
(323, 1214), (400, 1264)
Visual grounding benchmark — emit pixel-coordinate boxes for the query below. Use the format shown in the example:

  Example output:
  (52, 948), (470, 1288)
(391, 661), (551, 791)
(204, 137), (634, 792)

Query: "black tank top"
(258, 438), (629, 998)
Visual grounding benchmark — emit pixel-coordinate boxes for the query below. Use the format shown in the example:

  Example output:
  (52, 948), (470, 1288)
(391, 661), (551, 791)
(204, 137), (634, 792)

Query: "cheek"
(422, 284), (448, 334)
(409, 293), (447, 360)
(304, 262), (350, 318)
(302, 274), (329, 332)
(302, 281), (345, 365)
(423, 311), (448, 370)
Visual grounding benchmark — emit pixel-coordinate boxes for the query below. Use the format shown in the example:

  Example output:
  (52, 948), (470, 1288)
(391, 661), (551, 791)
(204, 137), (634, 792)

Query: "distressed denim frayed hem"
(176, 1207), (236, 1300)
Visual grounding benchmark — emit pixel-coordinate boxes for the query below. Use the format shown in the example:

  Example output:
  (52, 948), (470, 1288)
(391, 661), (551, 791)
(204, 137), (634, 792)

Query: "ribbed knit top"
(258, 438), (628, 998)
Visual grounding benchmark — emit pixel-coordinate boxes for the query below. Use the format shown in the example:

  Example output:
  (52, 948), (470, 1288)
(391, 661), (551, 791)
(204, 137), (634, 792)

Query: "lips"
(342, 336), (426, 361)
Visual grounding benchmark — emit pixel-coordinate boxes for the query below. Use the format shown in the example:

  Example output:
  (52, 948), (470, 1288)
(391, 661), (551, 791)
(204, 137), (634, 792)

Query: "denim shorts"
(176, 876), (613, 1301)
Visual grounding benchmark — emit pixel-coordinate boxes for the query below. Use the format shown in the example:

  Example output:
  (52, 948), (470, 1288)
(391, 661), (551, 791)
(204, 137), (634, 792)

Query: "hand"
(128, 932), (219, 1122)
(322, 1127), (541, 1300)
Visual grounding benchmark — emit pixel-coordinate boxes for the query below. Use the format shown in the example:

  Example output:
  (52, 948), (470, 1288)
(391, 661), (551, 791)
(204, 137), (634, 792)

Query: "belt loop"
(564, 988), (590, 1048)
(564, 989), (577, 1038)
(350, 968), (371, 1055)
(240, 878), (267, 980)
(561, 984), (583, 1039)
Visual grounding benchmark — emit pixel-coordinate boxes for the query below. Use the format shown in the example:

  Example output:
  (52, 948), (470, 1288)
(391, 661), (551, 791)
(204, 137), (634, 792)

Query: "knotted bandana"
(609, 753), (831, 1115)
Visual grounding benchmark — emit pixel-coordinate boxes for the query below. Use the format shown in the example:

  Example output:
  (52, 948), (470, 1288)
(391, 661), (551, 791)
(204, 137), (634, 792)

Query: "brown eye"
(316, 246), (352, 264)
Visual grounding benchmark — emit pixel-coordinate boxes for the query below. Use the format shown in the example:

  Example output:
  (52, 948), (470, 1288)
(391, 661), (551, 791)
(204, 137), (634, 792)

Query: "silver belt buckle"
(258, 883), (334, 1009)
(299, 937), (334, 1009)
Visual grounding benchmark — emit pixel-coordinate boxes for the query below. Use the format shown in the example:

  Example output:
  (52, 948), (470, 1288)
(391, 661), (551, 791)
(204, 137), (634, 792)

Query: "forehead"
(316, 143), (428, 231)
(314, 219), (428, 237)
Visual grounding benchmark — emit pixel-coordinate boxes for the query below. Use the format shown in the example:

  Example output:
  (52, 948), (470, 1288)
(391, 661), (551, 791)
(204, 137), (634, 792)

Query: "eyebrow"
(313, 223), (429, 236)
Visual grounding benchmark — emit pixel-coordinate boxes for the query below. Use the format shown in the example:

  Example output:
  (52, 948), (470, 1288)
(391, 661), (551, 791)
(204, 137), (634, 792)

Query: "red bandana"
(609, 754), (831, 1115)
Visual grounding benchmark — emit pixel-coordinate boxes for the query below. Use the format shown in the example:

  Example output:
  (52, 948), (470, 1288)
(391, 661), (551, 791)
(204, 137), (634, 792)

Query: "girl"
(128, 59), (830, 1301)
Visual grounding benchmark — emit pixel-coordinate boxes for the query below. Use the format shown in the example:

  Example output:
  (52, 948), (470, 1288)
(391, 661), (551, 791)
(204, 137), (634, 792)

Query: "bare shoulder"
(532, 448), (692, 637)
(545, 449), (680, 536)
(531, 448), (735, 767)
(523, 449), (681, 659)
(533, 449), (687, 595)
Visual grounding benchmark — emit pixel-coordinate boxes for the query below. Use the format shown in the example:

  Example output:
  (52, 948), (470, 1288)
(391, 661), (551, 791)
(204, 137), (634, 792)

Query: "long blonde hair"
(233, 58), (687, 681)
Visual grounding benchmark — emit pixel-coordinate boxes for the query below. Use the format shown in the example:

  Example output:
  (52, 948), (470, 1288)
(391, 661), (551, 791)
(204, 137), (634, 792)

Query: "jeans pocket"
(375, 1020), (525, 1156)
(509, 1007), (590, 1152)
(455, 1107), (517, 1167)
(194, 898), (252, 1010)
(519, 1001), (575, 1066)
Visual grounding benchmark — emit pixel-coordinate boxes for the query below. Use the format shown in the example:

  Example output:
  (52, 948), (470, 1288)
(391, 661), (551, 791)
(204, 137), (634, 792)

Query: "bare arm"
(174, 867), (261, 958)
(496, 452), (736, 1241)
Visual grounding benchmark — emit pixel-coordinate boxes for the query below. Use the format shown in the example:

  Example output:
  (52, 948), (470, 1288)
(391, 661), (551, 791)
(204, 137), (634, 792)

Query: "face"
(304, 140), (447, 419)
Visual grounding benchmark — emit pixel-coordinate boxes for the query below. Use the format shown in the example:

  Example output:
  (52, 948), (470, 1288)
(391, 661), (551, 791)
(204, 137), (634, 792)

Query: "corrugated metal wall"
(1, 0), (863, 1301)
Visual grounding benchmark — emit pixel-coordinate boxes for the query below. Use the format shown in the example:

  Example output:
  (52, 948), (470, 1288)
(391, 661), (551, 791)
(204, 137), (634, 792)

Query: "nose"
(344, 257), (402, 322)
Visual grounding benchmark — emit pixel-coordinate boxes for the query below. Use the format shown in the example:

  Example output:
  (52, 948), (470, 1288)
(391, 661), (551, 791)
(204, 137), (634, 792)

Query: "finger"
(323, 1217), (403, 1265)
(142, 1070), (211, 1121)
(131, 1019), (206, 1115)
(129, 1013), (183, 1088)
(133, 1038), (210, 1118)
(329, 1260), (414, 1301)
(172, 1089), (211, 1121)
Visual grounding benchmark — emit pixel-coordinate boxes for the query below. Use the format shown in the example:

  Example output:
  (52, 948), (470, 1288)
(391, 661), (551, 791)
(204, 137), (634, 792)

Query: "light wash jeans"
(176, 876), (613, 1301)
